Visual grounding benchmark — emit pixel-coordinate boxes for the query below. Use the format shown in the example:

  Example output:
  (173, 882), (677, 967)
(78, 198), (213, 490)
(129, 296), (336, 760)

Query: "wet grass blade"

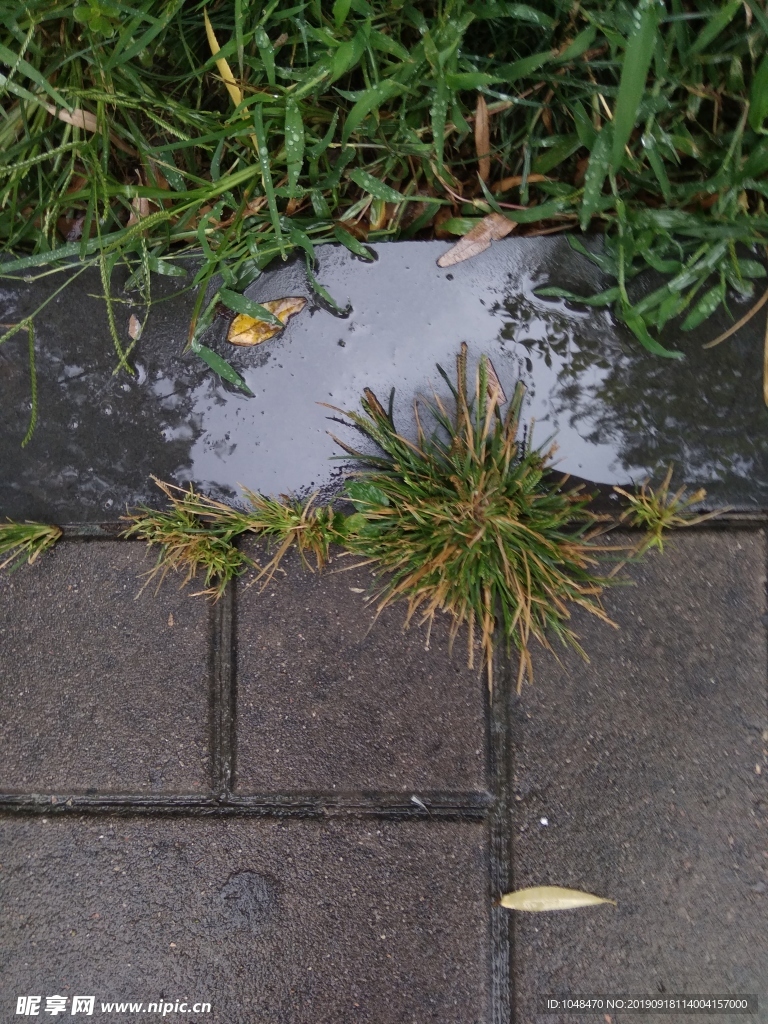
(611, 0), (658, 171)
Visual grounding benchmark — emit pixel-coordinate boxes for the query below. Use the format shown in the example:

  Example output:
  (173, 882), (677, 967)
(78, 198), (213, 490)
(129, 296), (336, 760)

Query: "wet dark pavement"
(1, 531), (765, 1023)
(1, 240), (767, 1022)
(3, 239), (768, 521)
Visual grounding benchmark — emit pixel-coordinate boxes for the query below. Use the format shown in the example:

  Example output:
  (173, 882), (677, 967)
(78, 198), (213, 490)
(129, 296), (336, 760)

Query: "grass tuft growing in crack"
(121, 476), (346, 598)
(0, 520), (61, 572)
(121, 477), (259, 599)
(120, 352), (729, 685)
(323, 343), (624, 691)
(613, 465), (728, 555)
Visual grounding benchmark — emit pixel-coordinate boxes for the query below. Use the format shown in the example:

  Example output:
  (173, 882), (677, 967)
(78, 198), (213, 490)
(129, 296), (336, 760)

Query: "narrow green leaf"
(681, 280), (726, 330)
(580, 124), (613, 230)
(285, 98), (305, 195)
(254, 26), (276, 87)
(148, 255), (187, 277)
(687, 0), (741, 57)
(330, 31), (367, 83)
(737, 258), (767, 279)
(0, 43), (71, 110)
(103, 0), (184, 70)
(219, 288), (283, 327)
(251, 105), (284, 256)
(496, 50), (554, 85)
(304, 251), (351, 315)
(504, 198), (576, 224)
(440, 216), (482, 235)
(535, 285), (621, 307)
(333, 225), (375, 260)
(571, 100), (596, 149)
(346, 480), (390, 508)
(444, 71), (504, 90)
(749, 53), (768, 132)
(741, 138), (768, 180)
(494, 4), (554, 28)
(333, 0), (353, 28)
(622, 308), (684, 358)
(556, 26), (598, 62)
(611, 2), (659, 171)
(369, 30), (410, 61)
(342, 80), (404, 143)
(195, 345), (254, 396)
(286, 223), (316, 263)
(641, 130), (672, 204)
(431, 74), (449, 169)
(348, 167), (406, 202)
(532, 135), (581, 175)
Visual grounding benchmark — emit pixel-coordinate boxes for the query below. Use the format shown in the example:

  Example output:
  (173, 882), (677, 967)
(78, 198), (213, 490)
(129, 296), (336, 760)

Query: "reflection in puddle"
(1, 238), (766, 521)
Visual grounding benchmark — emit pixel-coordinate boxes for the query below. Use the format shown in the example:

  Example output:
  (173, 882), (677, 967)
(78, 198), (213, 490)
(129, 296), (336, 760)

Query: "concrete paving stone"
(0, 541), (211, 795)
(235, 542), (488, 794)
(510, 531), (768, 1024)
(0, 815), (491, 1024)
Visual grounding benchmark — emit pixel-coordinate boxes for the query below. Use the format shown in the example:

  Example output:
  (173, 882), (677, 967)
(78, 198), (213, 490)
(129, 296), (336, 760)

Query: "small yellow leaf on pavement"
(437, 212), (515, 267)
(227, 297), (307, 347)
(499, 886), (617, 912)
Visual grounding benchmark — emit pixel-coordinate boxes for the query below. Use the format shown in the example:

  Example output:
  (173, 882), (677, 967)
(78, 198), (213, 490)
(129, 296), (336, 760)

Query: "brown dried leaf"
(43, 103), (136, 155)
(128, 314), (142, 341)
(127, 195), (150, 227)
(493, 174), (549, 193)
(475, 94), (490, 183)
(437, 213), (515, 268)
(227, 297), (307, 347)
(485, 357), (506, 404)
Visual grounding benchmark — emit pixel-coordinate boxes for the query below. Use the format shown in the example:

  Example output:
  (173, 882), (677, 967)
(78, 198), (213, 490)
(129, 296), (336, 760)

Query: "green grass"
(325, 342), (626, 689)
(0, 520), (62, 571)
(120, 475), (346, 598)
(1, 0), (767, 400)
(614, 463), (726, 553)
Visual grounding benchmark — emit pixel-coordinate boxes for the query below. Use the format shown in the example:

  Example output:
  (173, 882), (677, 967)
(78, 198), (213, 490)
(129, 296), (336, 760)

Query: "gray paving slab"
(0, 541), (211, 795)
(0, 815), (491, 1024)
(510, 531), (768, 1024)
(235, 542), (488, 795)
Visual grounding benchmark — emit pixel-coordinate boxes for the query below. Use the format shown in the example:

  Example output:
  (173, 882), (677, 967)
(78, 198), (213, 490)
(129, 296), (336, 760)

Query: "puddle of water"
(1, 237), (766, 522)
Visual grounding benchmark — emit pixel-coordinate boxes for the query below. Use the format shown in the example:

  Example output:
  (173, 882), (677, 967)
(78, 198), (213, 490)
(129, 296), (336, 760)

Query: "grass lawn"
(0, 0), (766, 393)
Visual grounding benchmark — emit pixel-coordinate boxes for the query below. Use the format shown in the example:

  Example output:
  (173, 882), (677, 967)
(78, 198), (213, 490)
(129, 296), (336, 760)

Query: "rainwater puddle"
(1, 237), (766, 522)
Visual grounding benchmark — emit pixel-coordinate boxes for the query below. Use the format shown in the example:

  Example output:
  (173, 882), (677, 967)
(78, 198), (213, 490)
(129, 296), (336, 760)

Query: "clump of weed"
(0, 521), (62, 572)
(323, 344), (623, 690)
(239, 488), (348, 586)
(614, 466), (727, 555)
(122, 477), (345, 598)
(122, 478), (258, 599)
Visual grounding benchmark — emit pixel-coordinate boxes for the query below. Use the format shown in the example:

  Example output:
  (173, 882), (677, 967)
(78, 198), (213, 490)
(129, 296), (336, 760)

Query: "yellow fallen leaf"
(437, 212), (516, 268)
(203, 9), (242, 108)
(499, 886), (617, 912)
(227, 297), (307, 347)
